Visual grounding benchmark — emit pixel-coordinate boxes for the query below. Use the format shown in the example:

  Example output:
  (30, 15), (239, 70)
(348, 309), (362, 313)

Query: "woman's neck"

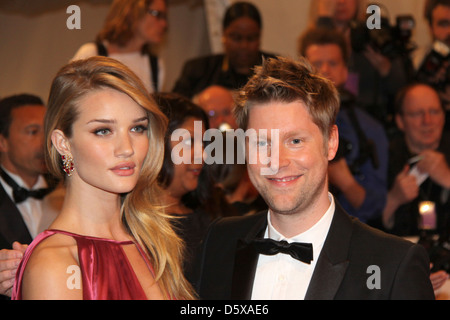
(50, 182), (130, 240)
(162, 191), (192, 215)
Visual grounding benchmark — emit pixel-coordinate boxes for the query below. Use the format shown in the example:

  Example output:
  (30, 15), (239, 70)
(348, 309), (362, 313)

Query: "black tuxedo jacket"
(193, 203), (434, 300)
(0, 184), (32, 250)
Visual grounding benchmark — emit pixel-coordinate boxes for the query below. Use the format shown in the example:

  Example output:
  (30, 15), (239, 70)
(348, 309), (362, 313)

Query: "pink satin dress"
(12, 229), (155, 300)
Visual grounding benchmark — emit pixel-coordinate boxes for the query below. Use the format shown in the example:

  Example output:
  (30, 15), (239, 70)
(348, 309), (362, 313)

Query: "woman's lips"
(110, 163), (136, 176)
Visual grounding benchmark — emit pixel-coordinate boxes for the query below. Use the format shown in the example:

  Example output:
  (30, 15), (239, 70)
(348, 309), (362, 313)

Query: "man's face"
(431, 4), (450, 47)
(305, 44), (348, 87)
(246, 101), (338, 218)
(0, 105), (47, 180)
(396, 85), (444, 153)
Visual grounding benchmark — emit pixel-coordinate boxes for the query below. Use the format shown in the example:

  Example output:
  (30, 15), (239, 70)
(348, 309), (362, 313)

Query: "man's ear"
(395, 113), (405, 132)
(0, 134), (8, 153)
(51, 129), (71, 156)
(327, 125), (339, 161)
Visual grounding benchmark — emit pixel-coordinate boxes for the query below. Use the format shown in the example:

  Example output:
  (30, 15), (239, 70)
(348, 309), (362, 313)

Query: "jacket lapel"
(0, 184), (32, 248)
(305, 203), (353, 299)
(230, 213), (267, 299)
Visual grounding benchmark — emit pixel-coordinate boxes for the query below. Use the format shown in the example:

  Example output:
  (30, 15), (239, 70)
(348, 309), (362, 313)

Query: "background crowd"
(0, 0), (449, 300)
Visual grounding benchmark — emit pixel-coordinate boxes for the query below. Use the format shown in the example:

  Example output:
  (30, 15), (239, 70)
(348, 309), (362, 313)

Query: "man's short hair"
(0, 94), (44, 137)
(424, 0), (450, 25)
(234, 56), (339, 139)
(298, 27), (349, 65)
(394, 82), (443, 115)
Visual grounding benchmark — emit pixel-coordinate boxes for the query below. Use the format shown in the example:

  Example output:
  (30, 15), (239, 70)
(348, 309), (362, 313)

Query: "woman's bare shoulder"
(21, 233), (82, 300)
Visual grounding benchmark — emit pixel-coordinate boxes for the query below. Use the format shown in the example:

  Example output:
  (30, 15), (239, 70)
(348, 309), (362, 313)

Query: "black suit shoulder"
(326, 210), (434, 299)
(0, 184), (32, 249)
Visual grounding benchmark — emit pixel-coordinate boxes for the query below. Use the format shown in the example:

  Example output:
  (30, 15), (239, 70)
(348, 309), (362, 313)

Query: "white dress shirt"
(251, 193), (335, 300)
(0, 168), (60, 239)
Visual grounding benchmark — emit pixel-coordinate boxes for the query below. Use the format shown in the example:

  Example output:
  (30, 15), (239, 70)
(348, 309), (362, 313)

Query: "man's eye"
(258, 140), (268, 147)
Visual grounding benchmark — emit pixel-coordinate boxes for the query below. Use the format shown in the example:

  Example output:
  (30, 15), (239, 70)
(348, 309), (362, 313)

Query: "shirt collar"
(0, 166), (47, 190)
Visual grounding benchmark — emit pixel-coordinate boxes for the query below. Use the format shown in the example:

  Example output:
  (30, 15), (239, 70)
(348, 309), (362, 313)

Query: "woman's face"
(223, 16), (261, 73)
(334, 0), (358, 23)
(137, 0), (168, 45)
(167, 117), (205, 199)
(58, 88), (150, 196)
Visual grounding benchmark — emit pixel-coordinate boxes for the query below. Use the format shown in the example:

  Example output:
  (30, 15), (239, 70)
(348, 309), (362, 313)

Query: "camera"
(419, 231), (450, 273)
(350, 14), (416, 58)
(417, 40), (450, 90)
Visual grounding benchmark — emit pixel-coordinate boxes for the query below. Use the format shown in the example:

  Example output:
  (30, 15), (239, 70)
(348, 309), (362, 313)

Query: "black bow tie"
(251, 238), (313, 264)
(0, 168), (52, 203)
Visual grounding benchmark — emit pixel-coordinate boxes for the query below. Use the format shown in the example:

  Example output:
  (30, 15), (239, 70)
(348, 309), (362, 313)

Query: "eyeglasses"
(403, 109), (444, 119)
(148, 9), (167, 21)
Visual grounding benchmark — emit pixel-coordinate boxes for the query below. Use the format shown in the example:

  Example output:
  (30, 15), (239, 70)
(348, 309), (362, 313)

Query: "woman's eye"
(132, 125), (148, 133)
(94, 128), (111, 136)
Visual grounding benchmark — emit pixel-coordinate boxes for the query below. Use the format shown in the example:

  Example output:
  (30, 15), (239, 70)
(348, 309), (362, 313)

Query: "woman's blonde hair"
(44, 56), (195, 299)
(96, 0), (154, 47)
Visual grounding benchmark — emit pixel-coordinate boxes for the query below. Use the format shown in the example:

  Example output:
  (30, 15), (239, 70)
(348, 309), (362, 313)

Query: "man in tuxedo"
(192, 56), (435, 300)
(0, 94), (62, 297)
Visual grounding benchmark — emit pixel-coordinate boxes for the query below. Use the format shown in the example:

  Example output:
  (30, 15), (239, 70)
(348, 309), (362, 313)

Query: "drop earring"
(62, 154), (74, 177)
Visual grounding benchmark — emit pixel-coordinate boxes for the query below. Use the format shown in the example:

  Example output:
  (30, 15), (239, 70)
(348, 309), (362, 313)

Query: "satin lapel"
(230, 213), (267, 300)
(305, 203), (353, 300)
(0, 184), (32, 247)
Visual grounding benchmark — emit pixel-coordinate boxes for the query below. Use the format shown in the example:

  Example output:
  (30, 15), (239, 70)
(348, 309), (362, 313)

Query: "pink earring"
(62, 154), (74, 176)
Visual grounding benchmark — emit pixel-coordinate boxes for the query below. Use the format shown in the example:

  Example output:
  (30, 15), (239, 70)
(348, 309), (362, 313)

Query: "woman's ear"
(51, 129), (71, 156)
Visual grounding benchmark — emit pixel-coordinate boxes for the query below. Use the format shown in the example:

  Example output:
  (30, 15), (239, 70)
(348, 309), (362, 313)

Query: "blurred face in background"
(137, 0), (168, 45)
(223, 16), (261, 74)
(305, 43), (348, 87)
(334, 0), (358, 24)
(168, 117), (205, 199)
(430, 4), (450, 47)
(0, 105), (46, 187)
(396, 85), (445, 153)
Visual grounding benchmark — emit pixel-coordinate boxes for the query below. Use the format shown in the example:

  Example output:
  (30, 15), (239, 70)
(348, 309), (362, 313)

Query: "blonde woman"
(12, 56), (195, 300)
(73, 0), (168, 93)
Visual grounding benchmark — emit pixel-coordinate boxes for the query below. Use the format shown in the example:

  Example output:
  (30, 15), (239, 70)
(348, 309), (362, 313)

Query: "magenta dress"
(12, 229), (155, 300)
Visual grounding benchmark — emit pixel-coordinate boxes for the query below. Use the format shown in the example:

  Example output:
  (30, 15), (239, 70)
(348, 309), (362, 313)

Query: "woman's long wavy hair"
(44, 56), (195, 300)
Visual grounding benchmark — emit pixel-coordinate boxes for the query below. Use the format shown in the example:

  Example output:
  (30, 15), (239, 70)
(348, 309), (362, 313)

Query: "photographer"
(417, 0), (450, 129)
(311, 0), (414, 133)
(382, 83), (450, 236)
(382, 83), (450, 285)
(299, 27), (388, 224)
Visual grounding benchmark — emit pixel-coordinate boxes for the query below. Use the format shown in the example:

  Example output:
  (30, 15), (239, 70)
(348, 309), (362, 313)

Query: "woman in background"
(172, 1), (276, 98)
(154, 92), (213, 283)
(73, 0), (168, 93)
